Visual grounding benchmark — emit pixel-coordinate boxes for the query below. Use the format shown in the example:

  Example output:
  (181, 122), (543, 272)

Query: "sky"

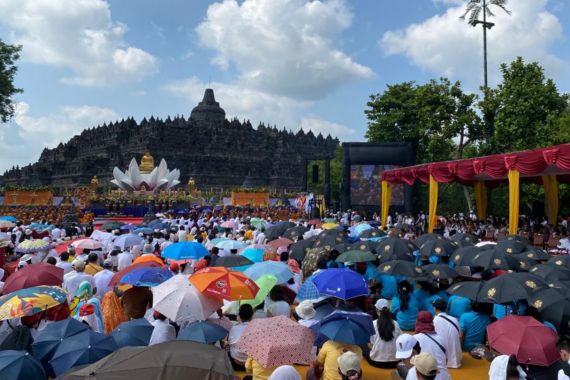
(0, 0), (568, 173)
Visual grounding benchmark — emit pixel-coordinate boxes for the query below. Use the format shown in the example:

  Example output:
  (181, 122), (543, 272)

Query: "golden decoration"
(556, 260), (563, 266)
(432, 270), (440, 277)
(493, 258), (502, 265)
(360, 245), (366, 250)
(383, 265), (391, 272)
(415, 267), (422, 273)
(384, 245), (391, 252)
(525, 281), (536, 289)
(533, 300), (543, 309)
(435, 247), (442, 254)
(487, 288), (496, 298)
(519, 261), (526, 268)
(140, 151), (155, 173)
(506, 248), (513, 253)
(527, 253), (534, 258)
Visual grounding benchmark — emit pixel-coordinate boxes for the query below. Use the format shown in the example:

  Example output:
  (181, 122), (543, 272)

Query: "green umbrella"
(241, 274), (278, 308)
(250, 218), (267, 230)
(101, 221), (125, 231)
(336, 250), (376, 263)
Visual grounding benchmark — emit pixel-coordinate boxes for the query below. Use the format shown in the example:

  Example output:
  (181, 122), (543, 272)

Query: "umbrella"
(49, 330), (118, 377)
(239, 248), (265, 263)
(244, 261), (293, 284)
(134, 227), (154, 235)
(57, 340), (235, 380)
(312, 268), (369, 300)
(358, 228), (385, 240)
(147, 219), (167, 230)
(378, 260), (425, 278)
(32, 318), (89, 376)
(470, 248), (517, 270)
(520, 247), (551, 261)
(322, 223), (339, 230)
(71, 238), (103, 251)
(178, 321), (228, 344)
(2, 263), (63, 294)
(189, 267), (259, 301)
(497, 234), (530, 245)
(487, 315), (559, 366)
(449, 233), (479, 246)
(90, 230), (113, 244)
(213, 255), (254, 268)
(495, 239), (527, 255)
(512, 254), (539, 272)
(108, 261), (163, 287)
(111, 318), (154, 347)
(351, 241), (378, 253)
(422, 264), (459, 279)
(267, 238), (293, 250)
(316, 310), (374, 345)
(162, 242), (209, 261)
(0, 220), (16, 229)
(113, 233), (144, 249)
(451, 246), (482, 266)
(480, 273), (547, 304)
(289, 236), (318, 262)
(529, 264), (570, 282)
(241, 274), (278, 308)
(215, 240), (246, 250)
(376, 237), (417, 262)
(118, 265), (173, 287)
(414, 233), (445, 247)
(209, 238), (228, 246)
(237, 315), (315, 368)
(101, 221), (124, 230)
(296, 274), (321, 302)
(353, 223), (372, 236)
(120, 224), (136, 231)
(418, 239), (457, 257)
(0, 215), (17, 222)
(265, 221), (295, 241)
(0, 350), (46, 380)
(0, 286), (67, 320)
(15, 239), (50, 254)
(132, 255), (164, 266)
(528, 288), (570, 334)
(547, 256), (570, 269)
(250, 217), (267, 230)
(314, 234), (345, 251)
(446, 281), (486, 302)
(220, 221), (235, 229)
(335, 250), (376, 263)
(282, 226), (309, 241)
(152, 275), (222, 324)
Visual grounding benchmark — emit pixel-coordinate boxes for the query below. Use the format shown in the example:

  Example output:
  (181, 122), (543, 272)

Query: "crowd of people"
(1, 208), (570, 380)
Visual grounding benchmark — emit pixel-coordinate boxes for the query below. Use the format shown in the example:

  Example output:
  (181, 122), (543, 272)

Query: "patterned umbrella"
(335, 250), (376, 263)
(377, 260), (426, 279)
(0, 286), (68, 320)
(237, 316), (314, 368)
(422, 264), (459, 280)
(418, 239), (457, 257)
(295, 274), (321, 302)
(70, 239), (103, 251)
(449, 233), (479, 247)
(2, 263), (64, 294)
(282, 226), (309, 241)
(480, 273), (548, 304)
(220, 221), (235, 229)
(15, 239), (51, 254)
(189, 267), (259, 301)
(267, 238), (293, 250)
(376, 237), (417, 262)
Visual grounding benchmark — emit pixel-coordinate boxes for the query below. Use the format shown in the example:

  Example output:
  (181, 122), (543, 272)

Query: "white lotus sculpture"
(111, 158), (181, 191)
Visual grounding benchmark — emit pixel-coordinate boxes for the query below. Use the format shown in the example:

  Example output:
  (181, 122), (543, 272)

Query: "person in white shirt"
(177, 226), (188, 243)
(228, 304), (253, 371)
(56, 251), (73, 275)
(51, 226), (62, 241)
(394, 334), (421, 380)
(93, 259), (115, 298)
(266, 287), (291, 318)
(254, 230), (266, 245)
(63, 261), (96, 302)
(432, 299), (462, 369)
(117, 249), (134, 271)
(368, 299), (402, 368)
(149, 311), (176, 346)
(414, 311), (451, 380)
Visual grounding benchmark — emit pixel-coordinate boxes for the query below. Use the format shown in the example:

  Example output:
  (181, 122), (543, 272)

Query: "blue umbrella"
(162, 242), (208, 260)
(244, 261), (293, 284)
(313, 310), (374, 345)
(0, 350), (46, 380)
(147, 219), (167, 229)
(209, 238), (228, 246)
(240, 248), (264, 263)
(120, 224), (136, 231)
(0, 216), (17, 222)
(32, 318), (89, 376)
(49, 330), (117, 377)
(111, 318), (154, 347)
(177, 321), (228, 344)
(353, 223), (372, 237)
(120, 266), (173, 287)
(215, 240), (246, 250)
(134, 227), (154, 234)
(311, 268), (369, 300)
(113, 233), (144, 249)
(296, 274), (321, 302)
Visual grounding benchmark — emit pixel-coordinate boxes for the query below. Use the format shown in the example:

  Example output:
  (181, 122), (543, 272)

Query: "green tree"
(0, 39), (22, 122)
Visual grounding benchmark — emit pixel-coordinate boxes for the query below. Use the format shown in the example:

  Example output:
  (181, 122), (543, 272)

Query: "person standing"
(432, 299), (462, 369)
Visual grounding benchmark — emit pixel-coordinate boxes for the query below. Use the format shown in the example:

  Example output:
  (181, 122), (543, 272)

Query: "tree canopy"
(0, 39), (22, 123)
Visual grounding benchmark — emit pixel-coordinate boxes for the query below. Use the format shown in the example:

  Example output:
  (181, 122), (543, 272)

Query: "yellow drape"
(381, 180), (392, 228)
(542, 174), (558, 225)
(428, 175), (438, 233)
(508, 169), (520, 235)
(473, 181), (487, 221)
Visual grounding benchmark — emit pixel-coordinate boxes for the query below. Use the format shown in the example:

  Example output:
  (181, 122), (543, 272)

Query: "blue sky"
(0, 0), (568, 172)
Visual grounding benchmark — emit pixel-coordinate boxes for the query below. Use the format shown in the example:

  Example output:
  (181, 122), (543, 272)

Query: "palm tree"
(460, 0), (511, 92)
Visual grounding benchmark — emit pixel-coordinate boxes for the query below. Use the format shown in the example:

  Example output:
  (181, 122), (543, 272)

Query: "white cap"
(375, 298), (389, 310)
(337, 351), (361, 375)
(395, 334), (418, 359)
(295, 300), (316, 320)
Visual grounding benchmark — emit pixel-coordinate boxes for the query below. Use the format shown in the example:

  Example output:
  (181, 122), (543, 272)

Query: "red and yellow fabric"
(474, 181), (487, 221)
(381, 180), (391, 228)
(508, 169), (520, 235)
(542, 174), (558, 225)
(428, 175), (438, 233)
(189, 267), (259, 301)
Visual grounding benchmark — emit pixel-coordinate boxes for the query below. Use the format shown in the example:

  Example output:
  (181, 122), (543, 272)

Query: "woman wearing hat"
(367, 298), (402, 369)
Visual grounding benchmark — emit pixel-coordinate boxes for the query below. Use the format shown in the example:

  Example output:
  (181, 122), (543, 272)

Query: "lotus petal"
(146, 167), (159, 190)
(157, 159), (168, 179)
(128, 158), (143, 189)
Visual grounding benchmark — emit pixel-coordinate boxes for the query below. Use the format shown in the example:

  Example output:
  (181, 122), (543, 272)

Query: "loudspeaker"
(312, 165), (319, 183)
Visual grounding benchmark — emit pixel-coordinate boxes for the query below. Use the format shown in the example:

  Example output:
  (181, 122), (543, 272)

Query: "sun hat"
(295, 300), (316, 320)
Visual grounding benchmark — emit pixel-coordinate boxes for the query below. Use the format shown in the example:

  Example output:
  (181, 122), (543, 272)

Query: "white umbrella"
(152, 274), (222, 324)
(71, 238), (103, 250)
(90, 230), (114, 246)
(113, 233), (144, 249)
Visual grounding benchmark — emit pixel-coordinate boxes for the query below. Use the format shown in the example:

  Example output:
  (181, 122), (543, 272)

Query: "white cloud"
(0, 102), (119, 171)
(381, 0), (565, 87)
(0, 0), (158, 86)
(300, 117), (357, 140)
(196, 0), (373, 100)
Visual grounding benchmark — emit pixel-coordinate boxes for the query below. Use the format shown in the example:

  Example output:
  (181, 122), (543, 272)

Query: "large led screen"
(350, 164), (405, 206)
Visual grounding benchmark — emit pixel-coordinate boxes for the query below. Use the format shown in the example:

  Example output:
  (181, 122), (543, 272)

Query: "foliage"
(0, 39), (22, 123)
(307, 145), (342, 205)
(2, 184), (52, 192)
(460, 0), (511, 25)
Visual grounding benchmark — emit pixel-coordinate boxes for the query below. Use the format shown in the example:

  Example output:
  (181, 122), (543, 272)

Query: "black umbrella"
(313, 234), (346, 251)
(527, 287), (570, 334)
(511, 255), (536, 272)
(418, 239), (457, 257)
(447, 281), (486, 302)
(265, 221), (295, 241)
(318, 229), (345, 238)
(497, 234), (530, 245)
(529, 264), (570, 282)
(332, 243), (353, 254)
(377, 260), (425, 278)
(358, 228), (385, 239)
(422, 264), (459, 280)
(480, 273), (548, 304)
(376, 237), (417, 262)
(414, 233), (445, 247)
(451, 246), (482, 266)
(282, 226), (309, 241)
(520, 247), (551, 261)
(289, 236), (318, 262)
(495, 239), (527, 255)
(351, 241), (378, 253)
(470, 248), (517, 270)
(213, 255), (254, 268)
(547, 256), (570, 269)
(449, 233), (479, 247)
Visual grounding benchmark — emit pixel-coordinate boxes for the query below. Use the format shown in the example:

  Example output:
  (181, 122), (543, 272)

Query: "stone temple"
(1, 89), (338, 195)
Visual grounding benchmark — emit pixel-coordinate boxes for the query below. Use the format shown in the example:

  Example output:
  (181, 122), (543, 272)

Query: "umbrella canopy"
(152, 274), (222, 324)
(495, 239), (527, 255)
(49, 329), (118, 377)
(449, 233), (479, 246)
(312, 268), (368, 300)
(239, 248), (265, 263)
(282, 226), (309, 241)
(250, 217), (267, 230)
(70, 238), (103, 251)
(15, 239), (50, 254)
(314, 234), (345, 251)
(358, 228), (385, 240)
(162, 242), (209, 261)
(2, 263), (63, 294)
(101, 221), (125, 230)
(335, 250), (376, 263)
(480, 273), (547, 304)
(0, 220), (16, 229)
(189, 267), (259, 301)
(316, 310), (374, 345)
(451, 246), (482, 266)
(296, 274), (321, 302)
(178, 321), (228, 344)
(378, 260), (425, 279)
(237, 315), (314, 368)
(0, 215), (17, 222)
(0, 350), (46, 380)
(57, 340), (235, 380)
(118, 265), (173, 287)
(376, 237), (417, 262)
(447, 281), (486, 302)
(244, 261), (293, 284)
(215, 240), (246, 251)
(132, 255), (164, 266)
(111, 318), (154, 347)
(414, 233), (445, 246)
(547, 256), (570, 269)
(265, 221), (295, 241)
(120, 224), (136, 231)
(529, 264), (570, 283)
(422, 264), (459, 280)
(470, 248), (517, 270)
(528, 287), (570, 334)
(418, 239), (457, 257)
(220, 221), (235, 229)
(351, 241), (378, 253)
(113, 233), (144, 249)
(241, 274), (278, 308)
(0, 286), (67, 320)
(209, 238), (228, 246)
(289, 237), (318, 262)
(353, 223), (372, 236)
(266, 238), (294, 250)
(322, 223), (339, 230)
(134, 227), (154, 235)
(213, 255), (254, 268)
(109, 261), (163, 287)
(487, 315), (559, 366)
(520, 247), (551, 261)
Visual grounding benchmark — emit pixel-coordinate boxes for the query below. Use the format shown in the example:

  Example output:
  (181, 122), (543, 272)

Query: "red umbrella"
(267, 238), (293, 250)
(487, 315), (559, 366)
(108, 261), (163, 287)
(2, 263), (64, 294)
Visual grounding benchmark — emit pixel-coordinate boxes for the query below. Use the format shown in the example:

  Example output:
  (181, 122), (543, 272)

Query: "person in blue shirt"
(459, 303), (491, 351)
(447, 295), (471, 319)
(390, 280), (420, 331)
(415, 281), (440, 315)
